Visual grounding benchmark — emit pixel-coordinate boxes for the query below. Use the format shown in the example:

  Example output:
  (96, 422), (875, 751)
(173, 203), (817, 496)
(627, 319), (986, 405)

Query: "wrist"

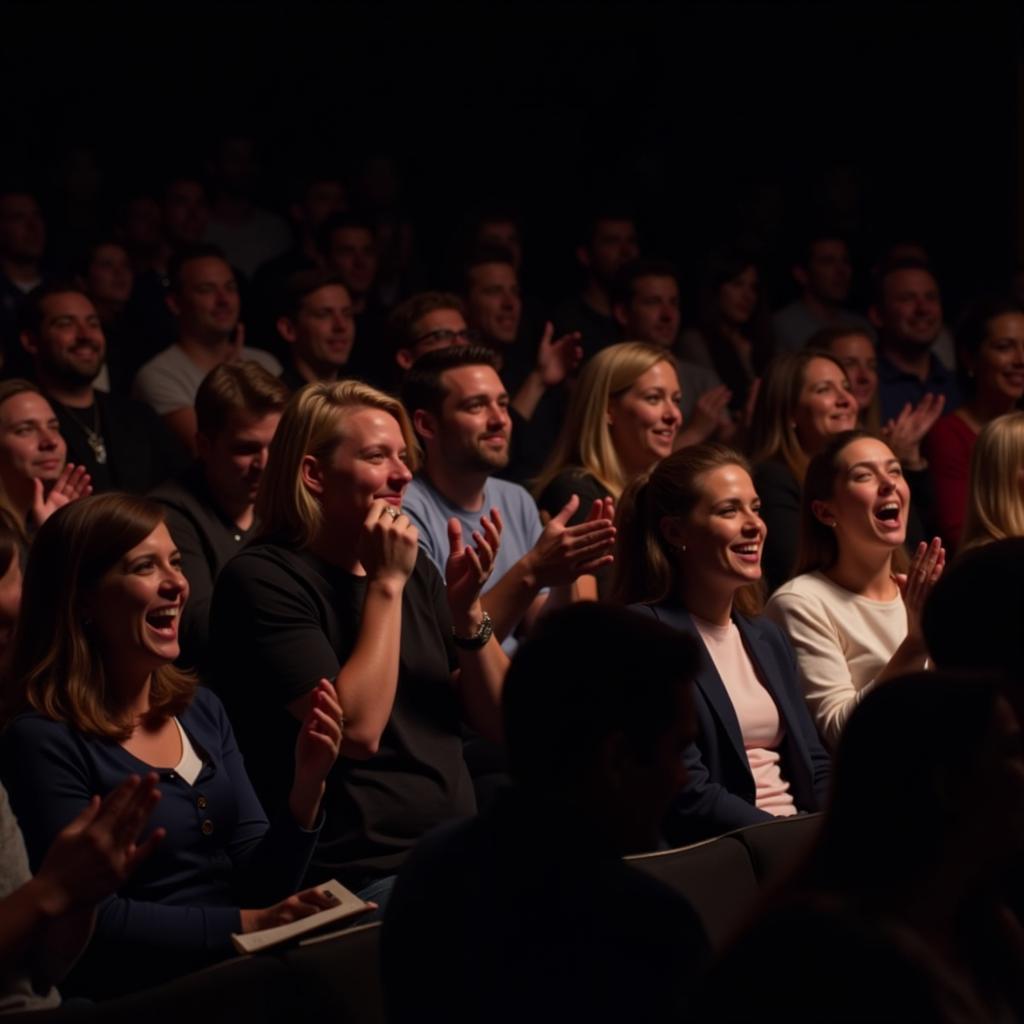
(452, 609), (493, 649)
(365, 576), (405, 601)
(25, 874), (74, 920)
(289, 781), (325, 831)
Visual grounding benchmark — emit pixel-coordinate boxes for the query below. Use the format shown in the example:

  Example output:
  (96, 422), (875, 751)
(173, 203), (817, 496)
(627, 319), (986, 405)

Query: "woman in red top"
(925, 296), (1024, 552)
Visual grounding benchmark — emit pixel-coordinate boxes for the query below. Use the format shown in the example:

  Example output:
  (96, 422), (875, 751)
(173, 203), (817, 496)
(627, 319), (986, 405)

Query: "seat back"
(627, 835), (760, 950)
(729, 813), (822, 888)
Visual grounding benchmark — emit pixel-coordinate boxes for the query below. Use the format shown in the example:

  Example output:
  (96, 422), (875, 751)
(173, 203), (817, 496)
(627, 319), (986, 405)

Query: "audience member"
(925, 295), (1024, 552)
(204, 134), (291, 277)
(401, 346), (615, 652)
(773, 232), (874, 352)
(694, 672), (1024, 1021)
(274, 269), (355, 390)
(383, 603), (710, 1024)
(0, 379), (91, 533)
(611, 259), (730, 441)
(614, 444), (830, 843)
(151, 362), (288, 668)
(533, 342), (680, 597)
(0, 510), (22, 666)
(924, 537), (1024, 680)
(808, 325), (943, 519)
(209, 380), (508, 903)
(551, 208), (639, 357)
(21, 282), (185, 494)
(0, 774), (161, 1014)
(765, 431), (944, 747)
(677, 244), (772, 415)
(472, 209), (523, 272)
(0, 190), (48, 376)
(131, 244), (281, 454)
(870, 257), (961, 423)
(959, 412), (1024, 553)
(0, 494), (342, 998)
(76, 238), (135, 392)
(748, 351), (858, 589)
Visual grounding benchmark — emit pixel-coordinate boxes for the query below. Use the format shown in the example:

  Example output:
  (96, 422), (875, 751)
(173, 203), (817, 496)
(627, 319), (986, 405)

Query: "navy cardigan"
(0, 686), (320, 997)
(631, 604), (831, 846)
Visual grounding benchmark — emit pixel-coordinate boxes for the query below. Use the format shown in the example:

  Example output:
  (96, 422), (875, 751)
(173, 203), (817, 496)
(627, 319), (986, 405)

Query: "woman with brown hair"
(0, 493), (343, 998)
(613, 443), (830, 845)
(765, 430), (944, 749)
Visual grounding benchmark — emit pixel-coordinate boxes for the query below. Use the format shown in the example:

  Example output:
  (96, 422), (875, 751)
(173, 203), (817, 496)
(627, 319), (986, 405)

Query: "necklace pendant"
(89, 435), (108, 465)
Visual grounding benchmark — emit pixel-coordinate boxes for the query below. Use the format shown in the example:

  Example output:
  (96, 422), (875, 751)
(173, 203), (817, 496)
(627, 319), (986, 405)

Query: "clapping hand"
(535, 323), (583, 388)
(445, 509), (502, 627)
(881, 393), (945, 469)
(290, 679), (344, 829)
(31, 464), (92, 529)
(893, 537), (945, 642)
(526, 495), (616, 587)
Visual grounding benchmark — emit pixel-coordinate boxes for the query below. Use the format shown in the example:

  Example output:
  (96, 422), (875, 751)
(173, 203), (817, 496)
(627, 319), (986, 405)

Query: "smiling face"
(465, 262), (522, 346)
(171, 256), (240, 343)
(0, 391), (66, 493)
(617, 274), (681, 349)
(430, 364), (512, 473)
(199, 410), (281, 510)
(282, 283), (355, 373)
(607, 360), (682, 478)
(666, 463), (765, 595)
(970, 312), (1024, 407)
(827, 332), (878, 413)
(793, 357), (858, 454)
(89, 522), (189, 676)
(85, 243), (134, 306)
(303, 406), (413, 535)
(27, 291), (106, 387)
(875, 268), (943, 350)
(813, 437), (911, 552)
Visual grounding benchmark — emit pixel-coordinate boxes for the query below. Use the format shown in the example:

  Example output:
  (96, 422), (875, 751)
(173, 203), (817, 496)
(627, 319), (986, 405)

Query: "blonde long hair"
(533, 342), (676, 501)
(611, 443), (763, 616)
(961, 412), (1024, 552)
(255, 379), (420, 549)
(3, 494), (195, 739)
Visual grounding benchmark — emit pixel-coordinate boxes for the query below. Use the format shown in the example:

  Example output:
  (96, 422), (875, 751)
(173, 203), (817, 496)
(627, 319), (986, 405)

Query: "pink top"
(693, 616), (797, 817)
(924, 412), (978, 554)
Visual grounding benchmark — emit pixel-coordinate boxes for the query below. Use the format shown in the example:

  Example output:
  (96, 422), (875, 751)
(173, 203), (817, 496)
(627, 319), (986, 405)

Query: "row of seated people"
(2, 548), (1023, 1021)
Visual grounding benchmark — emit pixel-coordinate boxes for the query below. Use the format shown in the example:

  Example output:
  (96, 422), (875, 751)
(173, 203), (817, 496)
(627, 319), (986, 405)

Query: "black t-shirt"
(208, 543), (475, 887)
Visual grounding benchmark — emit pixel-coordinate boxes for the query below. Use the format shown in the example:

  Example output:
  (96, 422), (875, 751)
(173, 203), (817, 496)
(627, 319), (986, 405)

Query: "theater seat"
(626, 836), (760, 950)
(280, 921), (385, 1024)
(729, 813), (823, 887)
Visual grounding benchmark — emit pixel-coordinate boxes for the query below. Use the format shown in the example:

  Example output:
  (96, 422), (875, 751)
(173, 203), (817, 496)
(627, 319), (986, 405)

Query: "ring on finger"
(383, 506), (400, 521)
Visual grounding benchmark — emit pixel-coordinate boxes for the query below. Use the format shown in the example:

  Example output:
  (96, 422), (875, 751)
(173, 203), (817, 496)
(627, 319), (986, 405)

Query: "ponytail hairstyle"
(611, 442), (763, 616)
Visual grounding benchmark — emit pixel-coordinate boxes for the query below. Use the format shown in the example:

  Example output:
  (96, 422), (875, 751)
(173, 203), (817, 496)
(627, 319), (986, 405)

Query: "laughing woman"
(613, 444), (830, 845)
(0, 494), (343, 999)
(765, 431), (945, 749)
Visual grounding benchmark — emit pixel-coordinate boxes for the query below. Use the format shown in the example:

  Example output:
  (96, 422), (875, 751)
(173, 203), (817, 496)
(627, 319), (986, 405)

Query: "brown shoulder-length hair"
(748, 350), (851, 484)
(3, 493), (195, 738)
(611, 442), (764, 617)
(795, 429), (910, 577)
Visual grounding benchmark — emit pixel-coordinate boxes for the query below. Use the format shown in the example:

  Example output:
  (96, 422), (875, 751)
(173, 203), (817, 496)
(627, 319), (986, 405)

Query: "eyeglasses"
(413, 327), (481, 348)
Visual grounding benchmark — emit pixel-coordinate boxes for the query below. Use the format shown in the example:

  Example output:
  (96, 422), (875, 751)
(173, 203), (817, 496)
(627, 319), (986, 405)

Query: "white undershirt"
(172, 717), (203, 785)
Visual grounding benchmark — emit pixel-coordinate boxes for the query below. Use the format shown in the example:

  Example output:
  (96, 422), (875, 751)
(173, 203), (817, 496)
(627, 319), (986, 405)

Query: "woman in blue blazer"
(613, 443), (831, 846)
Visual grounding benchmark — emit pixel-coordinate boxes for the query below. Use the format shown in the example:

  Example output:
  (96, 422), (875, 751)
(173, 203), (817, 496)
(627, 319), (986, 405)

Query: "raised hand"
(525, 495), (616, 588)
(445, 509), (502, 626)
(240, 884), (342, 934)
(881, 393), (945, 469)
(535, 323), (583, 388)
(33, 773), (163, 916)
(30, 464), (92, 529)
(290, 679), (344, 829)
(356, 499), (419, 587)
(893, 537), (945, 642)
(679, 384), (733, 446)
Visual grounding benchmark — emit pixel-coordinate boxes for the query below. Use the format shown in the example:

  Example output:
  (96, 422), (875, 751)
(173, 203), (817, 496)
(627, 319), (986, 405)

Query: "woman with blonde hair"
(209, 379), (507, 906)
(533, 342), (681, 595)
(960, 411), (1024, 552)
(765, 430), (944, 748)
(613, 443), (830, 844)
(0, 493), (343, 998)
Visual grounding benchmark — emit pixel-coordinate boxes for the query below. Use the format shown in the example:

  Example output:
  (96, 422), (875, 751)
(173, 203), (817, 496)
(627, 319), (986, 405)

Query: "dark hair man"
(773, 232), (874, 352)
(274, 269), (355, 390)
(20, 282), (186, 493)
(131, 244), (281, 453)
(383, 603), (709, 1024)
(401, 346), (614, 655)
(150, 360), (288, 667)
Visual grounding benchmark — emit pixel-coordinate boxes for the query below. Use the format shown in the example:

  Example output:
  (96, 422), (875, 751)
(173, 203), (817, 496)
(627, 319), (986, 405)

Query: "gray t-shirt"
(131, 345), (282, 416)
(772, 300), (876, 354)
(402, 475), (544, 655)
